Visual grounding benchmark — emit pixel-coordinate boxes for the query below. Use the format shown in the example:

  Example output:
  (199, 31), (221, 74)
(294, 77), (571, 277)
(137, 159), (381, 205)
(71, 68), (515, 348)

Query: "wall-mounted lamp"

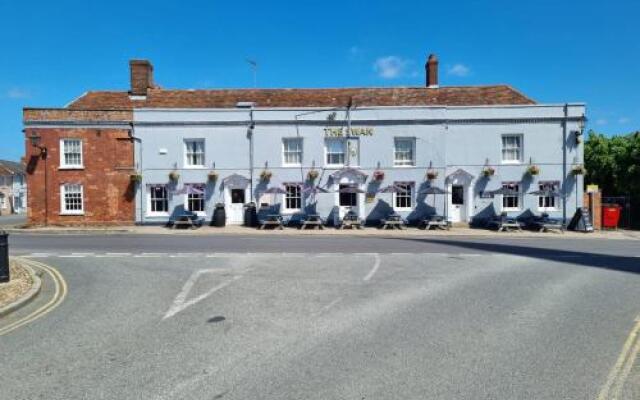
(29, 133), (47, 158)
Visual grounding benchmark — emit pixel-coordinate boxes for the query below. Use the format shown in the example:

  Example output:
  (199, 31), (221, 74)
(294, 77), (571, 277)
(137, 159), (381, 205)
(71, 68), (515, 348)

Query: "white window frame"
(501, 134), (523, 164)
(147, 185), (169, 216)
(282, 138), (303, 167)
(283, 183), (303, 212)
(325, 138), (346, 167)
(0, 194), (6, 209)
(60, 139), (84, 169)
(60, 183), (84, 215)
(538, 181), (560, 211)
(392, 182), (414, 211)
(501, 182), (521, 212)
(393, 137), (416, 167)
(184, 139), (205, 168)
(184, 183), (206, 216)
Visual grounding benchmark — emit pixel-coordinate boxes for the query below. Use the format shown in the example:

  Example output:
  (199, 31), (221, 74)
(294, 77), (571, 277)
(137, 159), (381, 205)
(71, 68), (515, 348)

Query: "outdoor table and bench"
(299, 214), (324, 230)
(488, 215), (523, 232)
(258, 214), (284, 230)
(419, 215), (449, 230)
(171, 213), (205, 229)
(379, 214), (405, 230)
(339, 213), (363, 229)
(529, 214), (564, 233)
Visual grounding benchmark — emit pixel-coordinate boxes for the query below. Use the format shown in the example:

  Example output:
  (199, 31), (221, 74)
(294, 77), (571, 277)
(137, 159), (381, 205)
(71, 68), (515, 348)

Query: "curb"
(0, 261), (42, 318)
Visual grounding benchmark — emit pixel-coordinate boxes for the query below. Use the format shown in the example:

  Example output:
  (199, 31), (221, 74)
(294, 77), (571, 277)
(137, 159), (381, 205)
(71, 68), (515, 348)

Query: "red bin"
(602, 204), (622, 229)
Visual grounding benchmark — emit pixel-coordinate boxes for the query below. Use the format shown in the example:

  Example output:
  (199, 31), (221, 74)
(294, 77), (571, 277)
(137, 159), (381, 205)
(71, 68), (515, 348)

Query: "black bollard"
(0, 231), (9, 283)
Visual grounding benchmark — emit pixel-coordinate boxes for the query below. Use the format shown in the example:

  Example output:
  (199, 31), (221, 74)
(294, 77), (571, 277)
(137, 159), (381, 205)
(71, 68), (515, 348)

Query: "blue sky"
(1, 0), (638, 161)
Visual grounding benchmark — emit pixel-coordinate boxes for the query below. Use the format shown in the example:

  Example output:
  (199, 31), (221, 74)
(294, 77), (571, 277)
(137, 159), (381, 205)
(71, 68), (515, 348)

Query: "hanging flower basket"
(571, 165), (586, 175)
(130, 173), (142, 183)
(169, 171), (180, 182)
(307, 169), (319, 181)
(482, 166), (496, 177)
(373, 170), (385, 181)
(426, 169), (438, 180)
(260, 170), (272, 181)
(527, 165), (540, 176)
(207, 171), (219, 181)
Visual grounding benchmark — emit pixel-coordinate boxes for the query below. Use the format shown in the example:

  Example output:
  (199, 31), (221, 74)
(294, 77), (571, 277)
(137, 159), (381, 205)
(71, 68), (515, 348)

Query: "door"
(450, 185), (466, 223)
(226, 188), (246, 224)
(336, 184), (359, 223)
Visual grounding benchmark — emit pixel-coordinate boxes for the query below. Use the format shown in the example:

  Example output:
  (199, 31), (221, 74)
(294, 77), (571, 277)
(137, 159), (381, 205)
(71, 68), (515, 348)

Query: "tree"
(585, 130), (640, 228)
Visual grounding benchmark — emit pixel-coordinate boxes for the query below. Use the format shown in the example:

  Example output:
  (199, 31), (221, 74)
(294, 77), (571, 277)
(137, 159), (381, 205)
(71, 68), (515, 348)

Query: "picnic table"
(488, 215), (523, 232)
(379, 214), (405, 230)
(419, 215), (449, 230)
(530, 215), (564, 233)
(258, 214), (284, 230)
(171, 213), (205, 229)
(339, 213), (363, 229)
(299, 214), (324, 230)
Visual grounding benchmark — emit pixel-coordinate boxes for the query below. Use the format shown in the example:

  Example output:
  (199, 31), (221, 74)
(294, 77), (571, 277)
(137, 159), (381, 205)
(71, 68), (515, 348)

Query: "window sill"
(281, 164), (302, 168)
(537, 207), (559, 212)
(281, 209), (302, 215)
(501, 208), (521, 212)
(183, 166), (206, 169)
(59, 166), (85, 170)
(500, 160), (522, 165)
(393, 164), (416, 168)
(59, 212), (84, 216)
(393, 207), (413, 212)
(146, 213), (170, 217)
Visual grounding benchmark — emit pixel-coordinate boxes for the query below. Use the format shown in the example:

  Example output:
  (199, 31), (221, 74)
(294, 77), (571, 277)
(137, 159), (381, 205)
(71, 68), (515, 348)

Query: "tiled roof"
(67, 85), (535, 110)
(0, 160), (24, 175)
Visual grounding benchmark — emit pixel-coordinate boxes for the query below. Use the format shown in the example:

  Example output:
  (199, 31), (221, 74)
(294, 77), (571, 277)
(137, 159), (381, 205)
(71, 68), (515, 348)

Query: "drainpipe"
(249, 108), (255, 200)
(562, 104), (568, 225)
(128, 122), (143, 224)
(345, 98), (353, 167)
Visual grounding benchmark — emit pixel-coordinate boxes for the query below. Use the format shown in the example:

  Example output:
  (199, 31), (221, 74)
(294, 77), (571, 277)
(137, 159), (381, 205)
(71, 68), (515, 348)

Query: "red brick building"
(23, 109), (135, 226)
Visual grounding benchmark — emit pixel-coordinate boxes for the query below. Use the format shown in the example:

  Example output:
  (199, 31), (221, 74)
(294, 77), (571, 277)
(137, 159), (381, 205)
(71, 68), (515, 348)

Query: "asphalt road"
(1, 234), (640, 399)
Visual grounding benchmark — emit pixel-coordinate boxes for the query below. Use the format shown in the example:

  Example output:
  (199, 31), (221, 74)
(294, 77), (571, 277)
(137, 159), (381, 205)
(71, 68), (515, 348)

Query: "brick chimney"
(426, 54), (439, 88)
(129, 59), (154, 96)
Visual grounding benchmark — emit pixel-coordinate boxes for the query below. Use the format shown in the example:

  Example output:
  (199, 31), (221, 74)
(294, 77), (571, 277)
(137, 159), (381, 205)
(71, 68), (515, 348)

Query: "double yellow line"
(598, 314), (640, 400)
(0, 257), (67, 336)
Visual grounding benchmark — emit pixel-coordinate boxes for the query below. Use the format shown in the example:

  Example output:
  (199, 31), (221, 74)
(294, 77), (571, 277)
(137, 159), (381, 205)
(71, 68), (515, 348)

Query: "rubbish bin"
(602, 204), (622, 229)
(212, 203), (226, 227)
(0, 231), (9, 283)
(244, 202), (258, 227)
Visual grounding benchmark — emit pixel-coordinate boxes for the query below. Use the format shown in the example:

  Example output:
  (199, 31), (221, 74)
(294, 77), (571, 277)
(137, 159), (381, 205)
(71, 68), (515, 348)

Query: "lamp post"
(29, 133), (48, 226)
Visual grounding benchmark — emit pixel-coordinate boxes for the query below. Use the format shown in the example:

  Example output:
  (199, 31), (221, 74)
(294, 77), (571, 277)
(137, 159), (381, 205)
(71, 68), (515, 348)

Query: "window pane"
(63, 184), (83, 212)
(63, 139), (82, 166)
(326, 139), (345, 165)
(394, 183), (413, 208)
(150, 186), (168, 212)
(283, 139), (302, 165)
(285, 184), (302, 209)
(502, 136), (522, 161)
(185, 140), (205, 166)
(502, 183), (520, 209)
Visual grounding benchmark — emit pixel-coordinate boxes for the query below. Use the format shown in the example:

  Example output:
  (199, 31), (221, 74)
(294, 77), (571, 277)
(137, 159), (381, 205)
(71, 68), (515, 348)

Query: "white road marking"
(59, 254), (86, 258)
(363, 253), (381, 282)
(598, 314), (640, 400)
(163, 270), (243, 320)
(26, 253), (51, 258)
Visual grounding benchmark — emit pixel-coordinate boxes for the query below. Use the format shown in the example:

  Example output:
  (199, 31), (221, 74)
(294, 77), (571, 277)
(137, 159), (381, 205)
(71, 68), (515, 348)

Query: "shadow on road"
(390, 237), (640, 275)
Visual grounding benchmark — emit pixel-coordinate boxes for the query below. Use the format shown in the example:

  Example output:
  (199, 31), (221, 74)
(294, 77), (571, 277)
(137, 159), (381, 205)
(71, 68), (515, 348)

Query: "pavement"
(0, 213), (26, 227)
(0, 234), (639, 399)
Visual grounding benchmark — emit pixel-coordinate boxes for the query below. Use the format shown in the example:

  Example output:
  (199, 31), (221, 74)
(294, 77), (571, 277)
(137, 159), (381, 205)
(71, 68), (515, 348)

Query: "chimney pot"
(129, 59), (154, 96)
(426, 54), (439, 88)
